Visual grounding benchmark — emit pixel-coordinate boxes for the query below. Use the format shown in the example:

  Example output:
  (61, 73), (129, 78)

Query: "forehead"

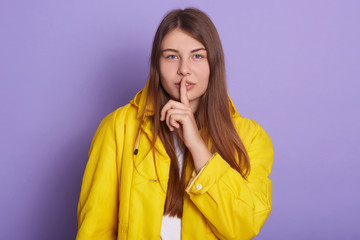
(161, 28), (205, 50)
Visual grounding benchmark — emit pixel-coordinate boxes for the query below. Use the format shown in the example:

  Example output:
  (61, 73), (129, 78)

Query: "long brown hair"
(143, 8), (250, 218)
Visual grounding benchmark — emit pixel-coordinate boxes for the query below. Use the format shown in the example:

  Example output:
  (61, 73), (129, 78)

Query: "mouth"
(175, 81), (195, 91)
(175, 81), (194, 87)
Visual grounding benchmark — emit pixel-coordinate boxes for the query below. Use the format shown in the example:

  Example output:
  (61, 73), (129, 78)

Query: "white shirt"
(160, 135), (184, 240)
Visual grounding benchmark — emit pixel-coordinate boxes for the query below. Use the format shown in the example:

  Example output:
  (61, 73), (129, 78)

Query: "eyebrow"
(161, 47), (206, 53)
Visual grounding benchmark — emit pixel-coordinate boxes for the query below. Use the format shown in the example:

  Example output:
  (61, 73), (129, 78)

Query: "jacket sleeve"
(185, 120), (274, 240)
(76, 109), (124, 240)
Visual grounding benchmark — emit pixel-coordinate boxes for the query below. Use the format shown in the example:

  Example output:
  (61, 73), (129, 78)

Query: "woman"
(76, 8), (274, 240)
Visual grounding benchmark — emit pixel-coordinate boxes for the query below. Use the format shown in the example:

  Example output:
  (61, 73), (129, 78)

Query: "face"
(159, 28), (210, 111)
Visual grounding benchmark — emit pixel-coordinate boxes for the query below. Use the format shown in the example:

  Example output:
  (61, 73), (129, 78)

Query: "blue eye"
(167, 55), (178, 59)
(193, 54), (203, 59)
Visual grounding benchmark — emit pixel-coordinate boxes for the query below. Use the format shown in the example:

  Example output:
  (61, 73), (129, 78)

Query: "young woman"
(76, 8), (274, 240)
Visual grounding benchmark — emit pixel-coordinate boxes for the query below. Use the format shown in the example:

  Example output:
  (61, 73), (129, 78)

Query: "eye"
(166, 55), (178, 59)
(193, 54), (203, 59)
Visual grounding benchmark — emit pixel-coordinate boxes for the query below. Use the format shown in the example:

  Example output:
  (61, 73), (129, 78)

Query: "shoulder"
(228, 96), (272, 150)
(233, 115), (273, 152)
(94, 102), (140, 139)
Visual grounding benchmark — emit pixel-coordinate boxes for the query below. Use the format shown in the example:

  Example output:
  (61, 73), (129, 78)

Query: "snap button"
(196, 184), (202, 190)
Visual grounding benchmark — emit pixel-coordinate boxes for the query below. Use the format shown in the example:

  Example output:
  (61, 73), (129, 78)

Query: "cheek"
(196, 63), (210, 83)
(199, 65), (210, 93)
(160, 61), (177, 80)
(159, 61), (178, 97)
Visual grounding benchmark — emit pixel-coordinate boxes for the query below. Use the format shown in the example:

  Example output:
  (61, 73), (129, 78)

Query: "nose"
(177, 58), (191, 75)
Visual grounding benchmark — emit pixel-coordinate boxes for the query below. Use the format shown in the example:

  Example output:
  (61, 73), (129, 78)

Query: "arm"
(76, 109), (124, 240)
(185, 120), (274, 240)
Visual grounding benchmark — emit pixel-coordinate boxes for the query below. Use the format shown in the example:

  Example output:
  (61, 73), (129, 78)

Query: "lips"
(175, 81), (195, 87)
(175, 81), (195, 91)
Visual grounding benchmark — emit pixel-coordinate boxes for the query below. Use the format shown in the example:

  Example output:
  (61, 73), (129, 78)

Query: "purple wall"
(1, 1), (359, 239)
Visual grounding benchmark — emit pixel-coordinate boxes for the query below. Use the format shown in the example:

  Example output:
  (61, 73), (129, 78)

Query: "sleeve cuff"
(185, 153), (230, 194)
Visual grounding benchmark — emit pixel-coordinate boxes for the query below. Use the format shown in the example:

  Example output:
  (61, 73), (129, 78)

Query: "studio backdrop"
(0, 0), (359, 239)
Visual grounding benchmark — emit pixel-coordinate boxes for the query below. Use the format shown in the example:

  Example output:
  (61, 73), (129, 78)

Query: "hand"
(160, 77), (213, 173)
(160, 77), (201, 150)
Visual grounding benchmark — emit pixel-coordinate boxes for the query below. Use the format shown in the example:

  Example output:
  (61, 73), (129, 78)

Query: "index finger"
(180, 77), (190, 107)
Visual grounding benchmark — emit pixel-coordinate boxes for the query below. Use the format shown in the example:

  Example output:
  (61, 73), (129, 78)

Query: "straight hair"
(143, 8), (250, 218)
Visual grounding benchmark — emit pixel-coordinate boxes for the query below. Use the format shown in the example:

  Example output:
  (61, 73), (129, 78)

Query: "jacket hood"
(130, 80), (241, 119)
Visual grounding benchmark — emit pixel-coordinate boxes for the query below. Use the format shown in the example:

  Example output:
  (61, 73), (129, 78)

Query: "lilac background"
(1, 0), (359, 239)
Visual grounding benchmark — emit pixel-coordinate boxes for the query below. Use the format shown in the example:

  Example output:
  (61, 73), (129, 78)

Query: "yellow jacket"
(76, 83), (274, 240)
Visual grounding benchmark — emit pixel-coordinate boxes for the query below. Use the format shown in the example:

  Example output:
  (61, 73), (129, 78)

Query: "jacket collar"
(129, 80), (241, 119)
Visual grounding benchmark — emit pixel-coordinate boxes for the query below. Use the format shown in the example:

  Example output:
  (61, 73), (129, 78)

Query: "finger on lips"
(160, 77), (190, 132)
(180, 77), (190, 107)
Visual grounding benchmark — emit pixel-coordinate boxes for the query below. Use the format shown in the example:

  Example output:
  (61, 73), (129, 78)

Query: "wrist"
(188, 139), (212, 173)
(187, 135), (207, 153)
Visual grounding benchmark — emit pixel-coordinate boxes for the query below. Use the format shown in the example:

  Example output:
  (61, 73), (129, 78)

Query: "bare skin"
(160, 78), (212, 173)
